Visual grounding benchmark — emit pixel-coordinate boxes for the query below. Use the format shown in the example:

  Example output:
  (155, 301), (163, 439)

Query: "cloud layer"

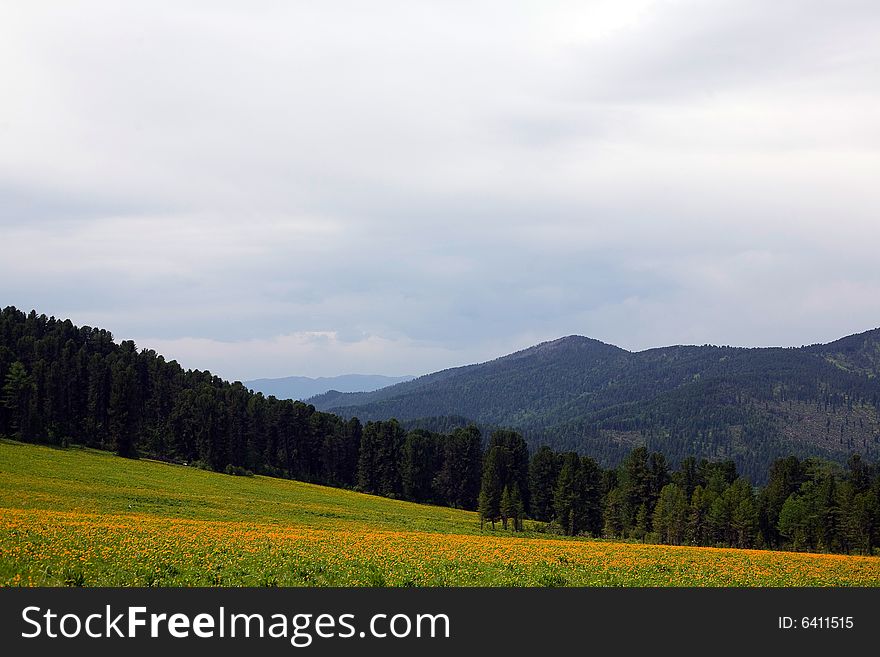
(2, 1), (879, 380)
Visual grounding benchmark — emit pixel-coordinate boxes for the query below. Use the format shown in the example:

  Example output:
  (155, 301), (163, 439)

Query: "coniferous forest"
(2, 306), (879, 555)
(311, 331), (880, 483)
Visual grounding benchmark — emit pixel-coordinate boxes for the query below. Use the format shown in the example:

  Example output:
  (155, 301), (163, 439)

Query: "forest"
(2, 306), (879, 554)
(311, 332), (880, 481)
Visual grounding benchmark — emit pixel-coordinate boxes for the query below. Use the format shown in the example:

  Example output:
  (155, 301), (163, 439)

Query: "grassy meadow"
(1, 439), (879, 587)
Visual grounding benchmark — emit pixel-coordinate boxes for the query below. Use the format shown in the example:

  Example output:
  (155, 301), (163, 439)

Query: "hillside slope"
(312, 331), (880, 478)
(309, 336), (631, 419)
(0, 439), (477, 533)
(3, 440), (879, 587)
(2, 305), (878, 482)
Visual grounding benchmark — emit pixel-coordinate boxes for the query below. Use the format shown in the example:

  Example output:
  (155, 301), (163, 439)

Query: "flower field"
(2, 440), (879, 586)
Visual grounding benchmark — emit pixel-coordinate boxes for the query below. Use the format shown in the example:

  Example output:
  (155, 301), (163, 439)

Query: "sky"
(1, 0), (879, 381)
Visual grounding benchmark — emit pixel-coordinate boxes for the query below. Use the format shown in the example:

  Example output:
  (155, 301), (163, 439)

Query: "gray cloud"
(567, 0), (880, 103)
(1, 1), (878, 380)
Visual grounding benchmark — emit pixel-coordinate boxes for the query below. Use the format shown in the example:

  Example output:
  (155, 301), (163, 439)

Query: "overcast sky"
(2, 1), (879, 381)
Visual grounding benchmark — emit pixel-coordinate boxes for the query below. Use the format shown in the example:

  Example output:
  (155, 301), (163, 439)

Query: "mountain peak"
(504, 334), (628, 360)
(555, 334), (622, 348)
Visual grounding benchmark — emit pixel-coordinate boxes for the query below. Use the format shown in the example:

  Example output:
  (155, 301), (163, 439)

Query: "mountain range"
(310, 329), (880, 480)
(5, 304), (879, 483)
(244, 374), (414, 401)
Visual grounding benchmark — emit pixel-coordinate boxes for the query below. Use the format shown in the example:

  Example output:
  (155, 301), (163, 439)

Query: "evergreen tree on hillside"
(816, 472), (841, 552)
(510, 483), (525, 531)
(727, 478), (759, 548)
(553, 453), (602, 536)
(109, 358), (138, 458)
(554, 452), (583, 536)
(653, 483), (688, 545)
(500, 485), (512, 530)
(580, 456), (603, 536)
(759, 456), (805, 548)
(602, 486), (625, 538)
(434, 425), (482, 510)
(401, 430), (442, 503)
(488, 430), (530, 512)
(647, 452), (670, 510)
(687, 485), (712, 546)
(620, 446), (651, 535)
(357, 420), (404, 497)
(2, 361), (34, 440)
(478, 446), (505, 529)
(529, 446), (561, 522)
(778, 493), (810, 551)
(678, 456), (699, 500)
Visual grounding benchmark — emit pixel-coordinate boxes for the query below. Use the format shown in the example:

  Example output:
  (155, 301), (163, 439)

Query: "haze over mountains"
(244, 374), (414, 401)
(311, 329), (880, 481)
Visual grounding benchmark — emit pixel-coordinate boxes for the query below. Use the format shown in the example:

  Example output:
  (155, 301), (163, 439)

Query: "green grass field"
(1, 439), (879, 586)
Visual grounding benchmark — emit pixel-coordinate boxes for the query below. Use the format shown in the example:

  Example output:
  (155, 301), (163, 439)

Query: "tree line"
(2, 307), (879, 554)
(319, 336), (880, 482)
(0, 308), (481, 506)
(516, 445), (880, 555)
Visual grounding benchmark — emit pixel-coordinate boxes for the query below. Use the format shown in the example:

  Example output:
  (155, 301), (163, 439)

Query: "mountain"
(244, 374), (414, 400)
(310, 336), (629, 419)
(311, 330), (880, 480)
(4, 307), (878, 557)
(3, 304), (879, 483)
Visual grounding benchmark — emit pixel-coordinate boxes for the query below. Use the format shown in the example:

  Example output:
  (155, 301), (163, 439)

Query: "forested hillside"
(2, 306), (880, 554)
(0, 306), (481, 506)
(311, 333), (880, 480)
(0, 307), (361, 486)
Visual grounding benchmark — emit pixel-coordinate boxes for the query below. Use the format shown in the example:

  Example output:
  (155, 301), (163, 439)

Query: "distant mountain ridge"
(309, 335), (628, 413)
(310, 330), (880, 481)
(245, 373), (414, 401)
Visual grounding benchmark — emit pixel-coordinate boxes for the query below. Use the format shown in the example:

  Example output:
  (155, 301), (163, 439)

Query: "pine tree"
(435, 425), (482, 509)
(707, 494), (730, 546)
(529, 446), (561, 522)
(778, 493), (809, 551)
(634, 503), (650, 540)
(817, 472), (840, 552)
(687, 485), (712, 546)
(2, 361), (34, 439)
(509, 483), (525, 531)
(580, 456), (603, 536)
(603, 487), (625, 538)
(554, 452), (582, 536)
(653, 483), (688, 545)
(488, 430), (530, 513)
(500, 485), (512, 530)
(401, 430), (441, 503)
(621, 446), (650, 534)
(478, 446), (504, 529)
(731, 496), (758, 548)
